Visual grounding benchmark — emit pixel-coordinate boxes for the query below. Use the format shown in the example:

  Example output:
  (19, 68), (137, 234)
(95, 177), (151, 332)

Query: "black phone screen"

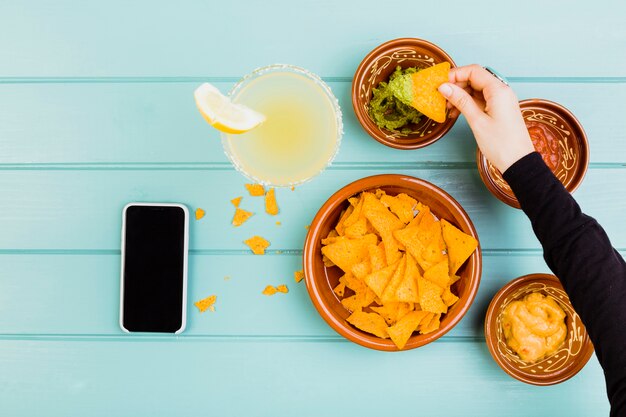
(122, 205), (187, 333)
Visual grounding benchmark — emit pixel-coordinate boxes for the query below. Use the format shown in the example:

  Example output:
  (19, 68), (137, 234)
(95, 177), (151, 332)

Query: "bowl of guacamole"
(368, 66), (423, 133)
(352, 37), (458, 150)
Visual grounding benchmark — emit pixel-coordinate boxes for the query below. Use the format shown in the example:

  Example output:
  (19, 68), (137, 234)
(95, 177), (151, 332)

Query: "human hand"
(437, 64), (535, 173)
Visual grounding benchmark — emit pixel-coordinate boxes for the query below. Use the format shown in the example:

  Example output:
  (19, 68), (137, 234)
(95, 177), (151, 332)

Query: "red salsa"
(527, 121), (560, 171)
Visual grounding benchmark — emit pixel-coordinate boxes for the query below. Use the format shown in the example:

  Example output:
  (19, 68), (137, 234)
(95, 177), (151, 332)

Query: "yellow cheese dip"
(501, 292), (567, 363)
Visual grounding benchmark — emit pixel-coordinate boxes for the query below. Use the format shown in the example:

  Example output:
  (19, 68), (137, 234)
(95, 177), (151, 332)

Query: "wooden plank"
(0, 168), (622, 251)
(0, 1), (624, 78)
(0, 339), (608, 416)
(0, 253), (618, 338)
(0, 81), (624, 164)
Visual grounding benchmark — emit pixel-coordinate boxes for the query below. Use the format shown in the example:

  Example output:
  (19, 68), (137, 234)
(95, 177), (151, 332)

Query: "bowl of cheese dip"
(484, 273), (594, 385)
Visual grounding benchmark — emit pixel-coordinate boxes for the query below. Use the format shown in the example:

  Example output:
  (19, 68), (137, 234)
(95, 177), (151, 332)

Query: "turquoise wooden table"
(1, 1), (623, 415)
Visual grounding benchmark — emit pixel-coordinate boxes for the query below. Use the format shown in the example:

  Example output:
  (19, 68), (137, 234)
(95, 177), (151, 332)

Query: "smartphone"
(120, 203), (189, 333)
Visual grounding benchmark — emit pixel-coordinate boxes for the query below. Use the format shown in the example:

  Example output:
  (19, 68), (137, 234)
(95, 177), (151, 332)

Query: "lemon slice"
(194, 83), (266, 134)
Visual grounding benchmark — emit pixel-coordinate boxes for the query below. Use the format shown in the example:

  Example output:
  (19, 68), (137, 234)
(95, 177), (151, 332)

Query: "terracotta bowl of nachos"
(485, 273), (594, 385)
(303, 174), (482, 351)
(352, 38), (457, 150)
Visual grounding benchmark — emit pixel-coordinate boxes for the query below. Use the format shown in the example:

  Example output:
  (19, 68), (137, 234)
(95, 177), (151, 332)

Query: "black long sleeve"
(503, 152), (626, 416)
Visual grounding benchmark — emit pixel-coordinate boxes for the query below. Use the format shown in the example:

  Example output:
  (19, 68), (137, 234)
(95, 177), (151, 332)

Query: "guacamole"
(368, 66), (422, 132)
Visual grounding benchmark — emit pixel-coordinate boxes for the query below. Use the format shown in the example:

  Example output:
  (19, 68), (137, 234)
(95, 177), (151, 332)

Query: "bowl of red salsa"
(477, 99), (590, 209)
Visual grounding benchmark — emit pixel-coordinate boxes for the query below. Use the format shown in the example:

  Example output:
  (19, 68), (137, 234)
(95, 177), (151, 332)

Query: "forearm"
(504, 152), (626, 416)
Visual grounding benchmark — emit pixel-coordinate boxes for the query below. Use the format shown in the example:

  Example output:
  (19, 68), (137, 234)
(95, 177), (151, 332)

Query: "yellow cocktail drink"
(222, 65), (343, 186)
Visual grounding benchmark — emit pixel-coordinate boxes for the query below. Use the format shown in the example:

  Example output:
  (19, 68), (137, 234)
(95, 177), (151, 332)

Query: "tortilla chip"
(387, 310), (423, 349)
(420, 313), (442, 334)
(394, 227), (435, 271)
(364, 260), (400, 298)
(416, 312), (435, 332)
(411, 310), (433, 331)
(418, 276), (447, 314)
(421, 221), (447, 262)
(276, 284), (288, 294)
(340, 273), (367, 294)
(333, 282), (346, 297)
(344, 215), (369, 238)
(381, 255), (407, 303)
(380, 194), (416, 224)
(396, 302), (415, 322)
(230, 196), (242, 207)
(341, 284), (376, 311)
(294, 270), (305, 283)
(407, 202), (429, 228)
(321, 234), (378, 273)
(335, 205), (354, 236)
(442, 287), (459, 307)
(441, 219), (478, 274)
(232, 208), (253, 227)
(360, 193), (405, 265)
(395, 253), (421, 303)
(423, 260), (451, 288)
(346, 311), (389, 339)
(341, 295), (362, 312)
(245, 183), (265, 197)
(409, 62), (450, 123)
(368, 242), (387, 272)
(371, 303), (401, 326)
(397, 193), (417, 205)
(449, 274), (461, 286)
(262, 285), (277, 296)
(343, 195), (365, 228)
(194, 295), (216, 313)
(265, 187), (279, 216)
(395, 221), (447, 271)
(383, 233), (403, 265)
(194, 208), (205, 220)
(322, 255), (335, 267)
(321, 236), (341, 246)
(374, 188), (386, 199)
(244, 236), (270, 255)
(351, 260), (372, 279)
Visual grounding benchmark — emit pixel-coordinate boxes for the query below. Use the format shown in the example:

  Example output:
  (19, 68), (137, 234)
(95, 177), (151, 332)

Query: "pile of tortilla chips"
(321, 190), (478, 349)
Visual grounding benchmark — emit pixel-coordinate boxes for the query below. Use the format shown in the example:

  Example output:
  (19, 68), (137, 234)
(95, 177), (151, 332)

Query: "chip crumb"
(276, 221), (281, 226)
(265, 187), (279, 215)
(294, 270), (305, 283)
(194, 295), (217, 313)
(244, 235), (270, 255)
(232, 207), (254, 227)
(245, 184), (266, 197)
(195, 208), (206, 220)
(231, 196), (243, 207)
(263, 284), (288, 295)
(290, 186), (295, 191)
(262, 285), (278, 296)
(224, 276), (231, 281)
(305, 224), (311, 230)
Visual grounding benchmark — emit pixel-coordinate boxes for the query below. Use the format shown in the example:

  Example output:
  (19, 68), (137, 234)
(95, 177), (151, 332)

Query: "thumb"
(438, 83), (485, 124)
